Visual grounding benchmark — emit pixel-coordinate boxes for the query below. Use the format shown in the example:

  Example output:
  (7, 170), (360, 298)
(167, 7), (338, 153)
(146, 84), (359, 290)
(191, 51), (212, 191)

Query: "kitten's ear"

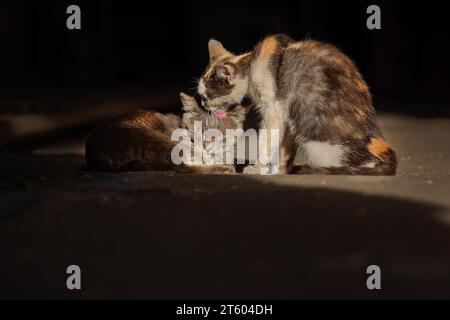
(208, 39), (231, 62)
(180, 92), (199, 112)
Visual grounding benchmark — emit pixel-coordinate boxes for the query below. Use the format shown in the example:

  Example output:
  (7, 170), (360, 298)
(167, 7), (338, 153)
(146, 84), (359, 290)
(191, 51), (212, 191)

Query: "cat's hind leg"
(293, 138), (397, 175)
(301, 141), (347, 168)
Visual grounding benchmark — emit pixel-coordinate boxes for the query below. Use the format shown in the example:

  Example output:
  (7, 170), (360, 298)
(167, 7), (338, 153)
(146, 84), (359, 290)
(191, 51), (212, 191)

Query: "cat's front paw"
(243, 164), (263, 175)
(243, 163), (281, 175)
(212, 165), (236, 174)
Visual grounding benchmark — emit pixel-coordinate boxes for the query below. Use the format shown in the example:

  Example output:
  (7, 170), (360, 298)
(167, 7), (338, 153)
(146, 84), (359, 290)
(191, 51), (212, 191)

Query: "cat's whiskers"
(188, 77), (201, 92)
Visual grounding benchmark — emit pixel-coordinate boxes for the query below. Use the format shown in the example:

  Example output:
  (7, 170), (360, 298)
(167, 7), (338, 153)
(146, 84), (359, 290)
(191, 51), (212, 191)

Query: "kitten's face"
(197, 40), (251, 112)
(180, 92), (246, 139)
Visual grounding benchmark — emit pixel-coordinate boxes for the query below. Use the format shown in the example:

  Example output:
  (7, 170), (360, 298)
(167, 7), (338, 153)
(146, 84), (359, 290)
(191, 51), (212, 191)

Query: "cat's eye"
(215, 66), (230, 81)
(212, 71), (222, 80)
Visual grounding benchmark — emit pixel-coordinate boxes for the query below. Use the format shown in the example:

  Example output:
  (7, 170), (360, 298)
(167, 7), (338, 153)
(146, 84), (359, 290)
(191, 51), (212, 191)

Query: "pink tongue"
(214, 112), (227, 120)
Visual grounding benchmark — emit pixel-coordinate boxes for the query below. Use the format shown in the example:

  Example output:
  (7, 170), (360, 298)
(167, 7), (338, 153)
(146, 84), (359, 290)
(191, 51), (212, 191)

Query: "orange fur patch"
(287, 42), (304, 50)
(356, 80), (369, 93)
(259, 36), (278, 59)
(368, 137), (390, 158)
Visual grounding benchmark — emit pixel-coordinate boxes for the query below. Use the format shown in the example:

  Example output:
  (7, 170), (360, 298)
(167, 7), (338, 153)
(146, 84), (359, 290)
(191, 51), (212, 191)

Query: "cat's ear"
(208, 39), (231, 62)
(180, 92), (199, 112)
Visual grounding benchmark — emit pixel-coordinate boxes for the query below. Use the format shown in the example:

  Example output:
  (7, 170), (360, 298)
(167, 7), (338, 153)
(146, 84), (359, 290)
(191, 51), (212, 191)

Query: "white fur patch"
(198, 79), (207, 98)
(361, 161), (376, 168)
(302, 141), (346, 167)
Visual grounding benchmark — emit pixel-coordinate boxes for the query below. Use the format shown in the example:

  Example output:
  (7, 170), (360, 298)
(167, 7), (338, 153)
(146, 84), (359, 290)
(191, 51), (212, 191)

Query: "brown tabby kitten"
(85, 93), (245, 173)
(198, 34), (397, 175)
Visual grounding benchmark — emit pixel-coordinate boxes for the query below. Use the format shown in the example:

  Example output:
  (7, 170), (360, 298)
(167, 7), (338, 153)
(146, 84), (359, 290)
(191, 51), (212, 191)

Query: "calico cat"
(85, 92), (245, 173)
(197, 34), (397, 175)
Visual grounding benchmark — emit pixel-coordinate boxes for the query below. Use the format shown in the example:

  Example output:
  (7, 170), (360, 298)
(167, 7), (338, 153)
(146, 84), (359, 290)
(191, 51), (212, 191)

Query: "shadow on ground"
(0, 154), (449, 299)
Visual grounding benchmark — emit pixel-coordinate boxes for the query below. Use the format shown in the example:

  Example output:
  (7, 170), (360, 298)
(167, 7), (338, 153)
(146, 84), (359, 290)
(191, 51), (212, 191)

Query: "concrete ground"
(0, 113), (449, 299)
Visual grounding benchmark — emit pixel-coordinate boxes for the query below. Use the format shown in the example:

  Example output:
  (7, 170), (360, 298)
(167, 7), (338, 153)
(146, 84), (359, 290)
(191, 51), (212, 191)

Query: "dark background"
(1, 0), (449, 112)
(1, 1), (450, 299)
